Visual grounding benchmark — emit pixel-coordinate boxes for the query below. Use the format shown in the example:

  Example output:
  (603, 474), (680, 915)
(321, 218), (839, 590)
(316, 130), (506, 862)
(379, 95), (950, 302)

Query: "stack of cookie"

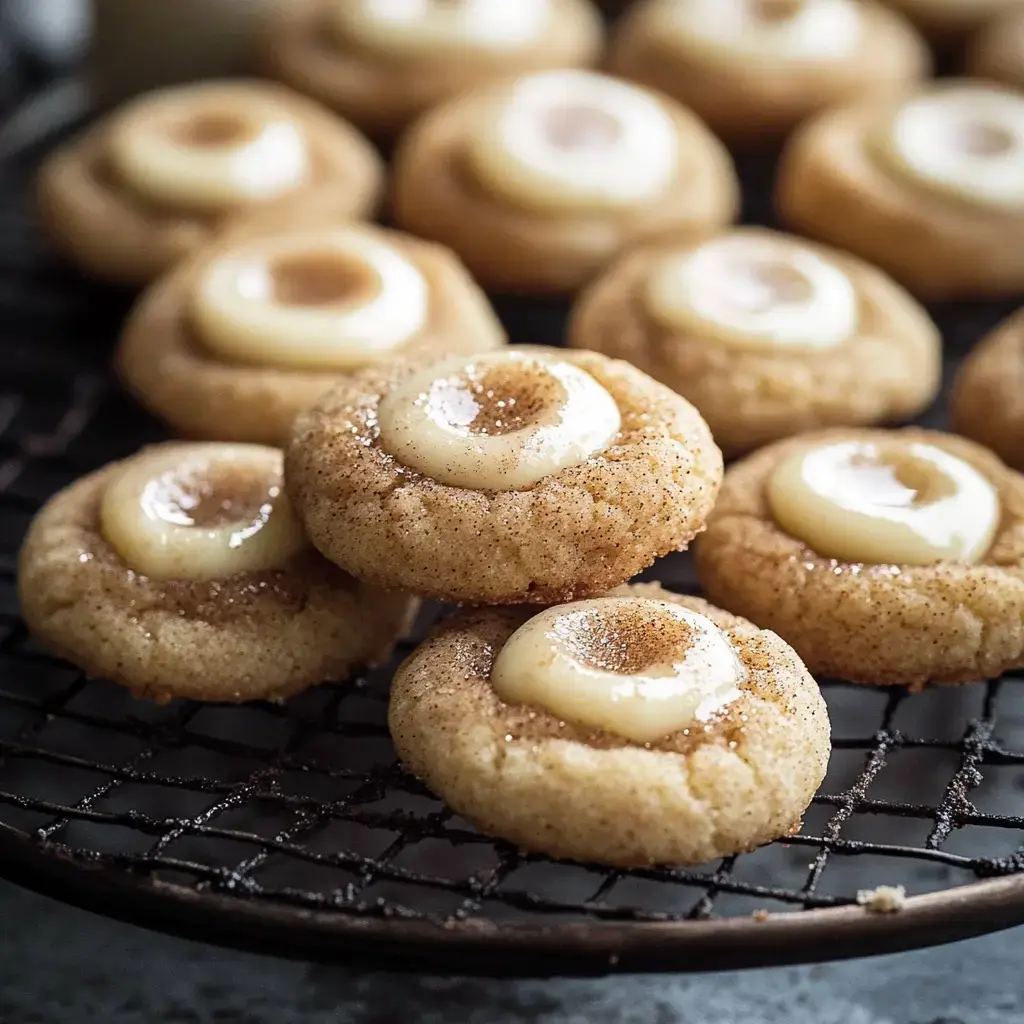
(18, 0), (1024, 868)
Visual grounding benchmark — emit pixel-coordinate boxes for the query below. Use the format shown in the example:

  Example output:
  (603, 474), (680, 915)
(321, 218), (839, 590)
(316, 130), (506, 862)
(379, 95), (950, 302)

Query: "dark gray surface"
(0, 879), (1020, 1024)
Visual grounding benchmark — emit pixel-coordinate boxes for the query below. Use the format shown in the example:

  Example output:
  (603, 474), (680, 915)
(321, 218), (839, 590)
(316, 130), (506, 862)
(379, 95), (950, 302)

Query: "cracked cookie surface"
(117, 205), (505, 446)
(18, 444), (415, 702)
(285, 347), (722, 604)
(696, 427), (1024, 687)
(388, 583), (830, 866)
(568, 227), (941, 457)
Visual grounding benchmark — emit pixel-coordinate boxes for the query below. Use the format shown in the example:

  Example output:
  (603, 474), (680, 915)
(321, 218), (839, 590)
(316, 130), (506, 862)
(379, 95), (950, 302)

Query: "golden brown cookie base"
(264, 0), (603, 139)
(17, 450), (416, 702)
(391, 82), (738, 295)
(606, 0), (928, 145)
(965, 7), (1024, 90)
(951, 310), (1024, 471)
(116, 214), (506, 446)
(886, 0), (1020, 41)
(568, 229), (941, 458)
(286, 350), (723, 605)
(696, 428), (1024, 687)
(36, 81), (383, 286)
(388, 584), (830, 866)
(776, 93), (1024, 300)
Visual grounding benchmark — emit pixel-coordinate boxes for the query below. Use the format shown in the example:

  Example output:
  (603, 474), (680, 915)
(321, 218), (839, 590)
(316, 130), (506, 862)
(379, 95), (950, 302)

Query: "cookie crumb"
(752, 909), (769, 922)
(856, 884), (906, 913)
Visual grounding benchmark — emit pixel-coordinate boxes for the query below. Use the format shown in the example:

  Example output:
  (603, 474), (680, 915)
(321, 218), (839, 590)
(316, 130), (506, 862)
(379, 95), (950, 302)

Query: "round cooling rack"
(2, 86), (1024, 978)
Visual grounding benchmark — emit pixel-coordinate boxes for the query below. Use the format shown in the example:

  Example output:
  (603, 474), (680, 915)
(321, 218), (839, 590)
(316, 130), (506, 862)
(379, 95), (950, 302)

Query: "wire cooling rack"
(2, 89), (1024, 976)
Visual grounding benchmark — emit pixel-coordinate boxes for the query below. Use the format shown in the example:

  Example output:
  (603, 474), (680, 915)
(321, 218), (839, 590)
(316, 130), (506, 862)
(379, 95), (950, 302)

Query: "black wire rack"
(2, 83), (1024, 977)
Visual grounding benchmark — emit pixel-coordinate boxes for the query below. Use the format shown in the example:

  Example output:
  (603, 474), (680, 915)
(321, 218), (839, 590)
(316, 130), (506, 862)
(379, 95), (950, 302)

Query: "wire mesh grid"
(2, 117), (1024, 974)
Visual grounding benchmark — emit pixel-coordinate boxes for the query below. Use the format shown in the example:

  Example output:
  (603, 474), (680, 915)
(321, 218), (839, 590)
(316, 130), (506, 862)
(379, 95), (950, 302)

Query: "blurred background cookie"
(569, 227), (941, 457)
(392, 69), (738, 294)
(36, 79), (382, 285)
(965, 5), (1024, 90)
(286, 347), (722, 604)
(883, 0), (1021, 44)
(951, 308), (1024, 470)
(18, 442), (415, 703)
(116, 207), (506, 445)
(607, 0), (929, 145)
(389, 583), (829, 866)
(265, 0), (604, 139)
(777, 80), (1024, 299)
(697, 428), (1024, 687)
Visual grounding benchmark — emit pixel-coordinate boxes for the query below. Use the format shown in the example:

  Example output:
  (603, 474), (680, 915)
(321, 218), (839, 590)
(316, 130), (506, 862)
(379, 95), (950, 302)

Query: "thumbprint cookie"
(966, 7), (1024, 91)
(116, 209), (506, 446)
(777, 81), (1024, 299)
(389, 583), (830, 866)
(286, 347), (722, 604)
(884, 0), (1020, 43)
(607, 0), (928, 145)
(36, 80), (382, 285)
(392, 69), (739, 294)
(696, 428), (1024, 687)
(18, 443), (414, 703)
(951, 309), (1024, 471)
(265, 0), (603, 139)
(569, 227), (941, 457)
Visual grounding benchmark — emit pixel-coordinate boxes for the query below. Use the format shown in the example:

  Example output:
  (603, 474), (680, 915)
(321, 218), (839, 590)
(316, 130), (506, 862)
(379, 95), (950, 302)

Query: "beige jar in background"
(88, 0), (295, 102)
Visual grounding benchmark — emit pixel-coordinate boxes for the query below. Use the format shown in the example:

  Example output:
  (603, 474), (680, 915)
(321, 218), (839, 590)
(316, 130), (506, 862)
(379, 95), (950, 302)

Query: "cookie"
(607, 0), (928, 145)
(37, 79), (382, 285)
(286, 346), (722, 604)
(695, 427), (1024, 687)
(951, 309), (1024, 470)
(568, 227), (941, 458)
(966, 7), (1024, 90)
(777, 81), (1024, 299)
(116, 203), (506, 446)
(389, 583), (830, 866)
(265, 0), (604, 139)
(883, 0), (1020, 42)
(18, 443), (414, 703)
(392, 69), (739, 295)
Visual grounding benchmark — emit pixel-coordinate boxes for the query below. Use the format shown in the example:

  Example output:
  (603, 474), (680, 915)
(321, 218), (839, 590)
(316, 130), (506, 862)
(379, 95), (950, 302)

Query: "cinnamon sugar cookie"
(777, 81), (1024, 299)
(696, 428), (1024, 687)
(568, 227), (941, 457)
(116, 203), (506, 446)
(392, 69), (738, 294)
(265, 0), (603, 139)
(951, 309), (1024, 470)
(286, 347), (722, 604)
(389, 583), (829, 866)
(18, 443), (414, 703)
(884, 0), (1019, 42)
(607, 0), (928, 145)
(37, 80), (382, 285)
(966, 7), (1024, 91)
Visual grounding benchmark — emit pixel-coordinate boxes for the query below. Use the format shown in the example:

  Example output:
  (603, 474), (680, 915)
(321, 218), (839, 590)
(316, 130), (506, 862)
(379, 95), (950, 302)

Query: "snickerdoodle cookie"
(116, 204), (506, 446)
(286, 347), (722, 604)
(568, 227), (941, 457)
(951, 309), (1024, 470)
(389, 583), (830, 866)
(696, 428), (1024, 687)
(37, 80), (382, 285)
(884, 0), (1020, 43)
(18, 443), (414, 703)
(607, 0), (928, 145)
(777, 81), (1024, 299)
(966, 7), (1024, 91)
(265, 0), (603, 139)
(392, 69), (738, 294)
